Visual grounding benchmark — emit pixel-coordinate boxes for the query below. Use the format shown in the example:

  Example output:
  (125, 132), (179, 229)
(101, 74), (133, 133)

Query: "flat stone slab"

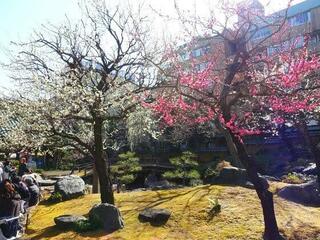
(50, 176), (64, 180)
(138, 208), (171, 226)
(54, 215), (87, 229)
(38, 179), (56, 186)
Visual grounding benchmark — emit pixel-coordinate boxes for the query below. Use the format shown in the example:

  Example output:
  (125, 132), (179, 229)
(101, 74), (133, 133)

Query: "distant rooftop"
(286, 0), (320, 17)
(249, 0), (320, 29)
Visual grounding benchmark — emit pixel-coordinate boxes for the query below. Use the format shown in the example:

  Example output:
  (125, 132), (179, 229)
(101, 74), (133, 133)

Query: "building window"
(180, 52), (190, 61)
(196, 62), (208, 72)
(192, 45), (211, 58)
(267, 35), (304, 56)
(267, 46), (279, 56)
(310, 31), (320, 46)
(192, 48), (202, 57)
(202, 45), (211, 55)
(252, 27), (271, 41)
(288, 11), (311, 26)
(267, 41), (289, 56)
(294, 35), (304, 48)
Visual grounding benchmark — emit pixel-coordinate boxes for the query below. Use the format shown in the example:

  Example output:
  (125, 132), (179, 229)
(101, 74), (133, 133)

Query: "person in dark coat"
(0, 179), (21, 217)
(24, 177), (40, 207)
(12, 175), (30, 210)
(18, 157), (31, 177)
(0, 179), (22, 238)
(3, 160), (16, 180)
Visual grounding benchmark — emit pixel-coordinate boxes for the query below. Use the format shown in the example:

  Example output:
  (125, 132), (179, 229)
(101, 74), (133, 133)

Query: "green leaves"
(187, 169), (201, 179)
(163, 151), (200, 184)
(111, 151), (142, 184)
(169, 151), (198, 167)
(163, 170), (183, 179)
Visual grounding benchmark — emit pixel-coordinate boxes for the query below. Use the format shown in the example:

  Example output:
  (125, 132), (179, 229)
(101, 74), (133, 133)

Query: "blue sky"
(0, 0), (80, 92)
(0, 0), (300, 94)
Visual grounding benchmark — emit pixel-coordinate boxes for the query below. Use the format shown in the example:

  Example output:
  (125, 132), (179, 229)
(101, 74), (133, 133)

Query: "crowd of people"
(0, 157), (40, 239)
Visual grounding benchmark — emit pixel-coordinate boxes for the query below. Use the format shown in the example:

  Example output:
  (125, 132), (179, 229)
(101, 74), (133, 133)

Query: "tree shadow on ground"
(120, 185), (212, 221)
(39, 195), (86, 206)
(27, 185), (215, 239)
(26, 226), (60, 240)
(26, 226), (107, 240)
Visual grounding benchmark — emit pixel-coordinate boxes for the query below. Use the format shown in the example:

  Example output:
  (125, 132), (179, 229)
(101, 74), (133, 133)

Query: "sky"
(0, 0), (302, 94)
(0, 0), (80, 93)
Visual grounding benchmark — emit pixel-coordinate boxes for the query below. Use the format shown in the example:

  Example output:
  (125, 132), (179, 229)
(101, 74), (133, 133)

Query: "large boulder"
(89, 203), (124, 233)
(54, 175), (85, 200)
(138, 208), (171, 226)
(54, 215), (87, 230)
(278, 180), (320, 206)
(213, 167), (269, 190)
(217, 167), (248, 185)
(38, 179), (57, 187)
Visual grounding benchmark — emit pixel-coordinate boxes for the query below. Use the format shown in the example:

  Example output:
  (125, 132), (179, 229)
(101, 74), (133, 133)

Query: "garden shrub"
(163, 151), (201, 185)
(207, 197), (221, 220)
(48, 192), (63, 203)
(111, 151), (142, 185)
(282, 173), (306, 184)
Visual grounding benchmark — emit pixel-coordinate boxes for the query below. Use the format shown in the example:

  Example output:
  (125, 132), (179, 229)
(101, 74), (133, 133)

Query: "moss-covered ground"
(25, 184), (320, 240)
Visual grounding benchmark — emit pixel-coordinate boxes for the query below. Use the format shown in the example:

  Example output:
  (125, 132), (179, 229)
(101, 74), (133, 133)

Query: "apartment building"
(133, 0), (320, 173)
(177, 35), (226, 72)
(163, 0), (320, 169)
(178, 0), (320, 70)
(246, 0), (320, 55)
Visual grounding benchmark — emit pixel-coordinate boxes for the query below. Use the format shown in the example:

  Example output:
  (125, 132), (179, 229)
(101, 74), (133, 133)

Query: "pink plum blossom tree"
(147, 1), (320, 238)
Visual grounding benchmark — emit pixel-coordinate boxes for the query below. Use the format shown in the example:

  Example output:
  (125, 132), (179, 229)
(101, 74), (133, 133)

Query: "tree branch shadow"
(27, 185), (214, 239)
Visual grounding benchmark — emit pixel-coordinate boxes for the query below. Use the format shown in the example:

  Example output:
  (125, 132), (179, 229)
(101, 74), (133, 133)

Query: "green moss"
(26, 184), (320, 240)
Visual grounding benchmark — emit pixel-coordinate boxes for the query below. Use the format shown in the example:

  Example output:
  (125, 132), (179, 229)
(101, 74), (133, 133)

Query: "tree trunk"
(92, 165), (100, 193)
(230, 132), (282, 240)
(215, 120), (243, 168)
(298, 121), (320, 191)
(218, 53), (281, 239)
(43, 152), (47, 169)
(93, 118), (115, 204)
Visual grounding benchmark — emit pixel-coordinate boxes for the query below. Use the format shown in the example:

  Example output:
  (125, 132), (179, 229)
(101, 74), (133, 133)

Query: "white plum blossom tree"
(2, 0), (161, 204)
